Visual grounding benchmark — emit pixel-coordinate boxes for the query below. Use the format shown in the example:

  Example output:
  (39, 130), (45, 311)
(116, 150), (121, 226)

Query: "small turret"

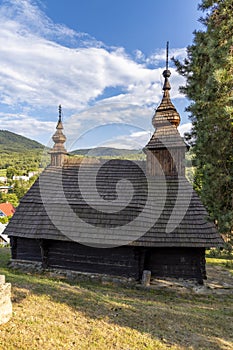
(49, 105), (67, 167)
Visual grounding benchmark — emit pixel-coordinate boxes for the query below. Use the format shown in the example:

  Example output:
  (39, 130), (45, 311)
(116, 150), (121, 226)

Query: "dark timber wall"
(10, 237), (206, 282)
(144, 247), (206, 281)
(11, 237), (140, 279)
(46, 240), (140, 278)
(11, 237), (42, 262)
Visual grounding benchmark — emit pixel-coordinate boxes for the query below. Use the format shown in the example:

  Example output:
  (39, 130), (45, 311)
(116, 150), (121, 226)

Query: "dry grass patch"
(0, 248), (233, 350)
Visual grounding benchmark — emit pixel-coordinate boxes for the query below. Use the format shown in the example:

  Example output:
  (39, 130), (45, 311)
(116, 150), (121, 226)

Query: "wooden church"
(5, 60), (223, 283)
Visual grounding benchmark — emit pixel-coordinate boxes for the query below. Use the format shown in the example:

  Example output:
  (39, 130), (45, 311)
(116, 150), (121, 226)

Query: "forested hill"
(0, 130), (44, 153)
(71, 147), (143, 157)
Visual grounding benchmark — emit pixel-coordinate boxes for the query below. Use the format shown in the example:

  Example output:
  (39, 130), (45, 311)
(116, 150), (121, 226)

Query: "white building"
(0, 176), (7, 183)
(13, 175), (29, 181)
(0, 223), (9, 245)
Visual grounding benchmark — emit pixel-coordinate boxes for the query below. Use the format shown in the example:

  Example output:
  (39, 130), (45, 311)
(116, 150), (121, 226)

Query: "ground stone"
(0, 275), (12, 325)
(9, 259), (233, 294)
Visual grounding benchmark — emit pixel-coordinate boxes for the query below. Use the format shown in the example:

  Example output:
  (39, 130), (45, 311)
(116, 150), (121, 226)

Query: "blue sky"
(0, 0), (203, 150)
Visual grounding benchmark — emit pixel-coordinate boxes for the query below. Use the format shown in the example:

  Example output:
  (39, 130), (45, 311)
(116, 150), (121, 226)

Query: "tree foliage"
(0, 193), (19, 208)
(173, 0), (233, 238)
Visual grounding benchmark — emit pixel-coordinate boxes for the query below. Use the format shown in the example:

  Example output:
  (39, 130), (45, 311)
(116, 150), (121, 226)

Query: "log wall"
(47, 240), (140, 279)
(11, 238), (206, 282)
(144, 247), (206, 282)
(11, 237), (42, 262)
(11, 238), (140, 279)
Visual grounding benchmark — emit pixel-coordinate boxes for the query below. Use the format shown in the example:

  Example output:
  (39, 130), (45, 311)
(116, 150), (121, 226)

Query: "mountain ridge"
(0, 130), (44, 153)
(0, 130), (143, 157)
(70, 146), (143, 157)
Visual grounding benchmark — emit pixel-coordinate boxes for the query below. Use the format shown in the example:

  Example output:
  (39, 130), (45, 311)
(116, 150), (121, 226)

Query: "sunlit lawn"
(206, 257), (233, 275)
(0, 248), (232, 350)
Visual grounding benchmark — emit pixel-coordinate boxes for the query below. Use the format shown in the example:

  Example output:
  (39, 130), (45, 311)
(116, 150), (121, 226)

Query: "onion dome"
(152, 68), (180, 129)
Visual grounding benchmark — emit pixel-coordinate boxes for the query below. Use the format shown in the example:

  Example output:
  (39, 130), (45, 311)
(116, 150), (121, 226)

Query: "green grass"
(206, 257), (233, 275)
(0, 248), (233, 350)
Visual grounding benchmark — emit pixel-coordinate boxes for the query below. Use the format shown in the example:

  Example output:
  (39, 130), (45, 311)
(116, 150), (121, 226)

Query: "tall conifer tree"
(174, 0), (233, 239)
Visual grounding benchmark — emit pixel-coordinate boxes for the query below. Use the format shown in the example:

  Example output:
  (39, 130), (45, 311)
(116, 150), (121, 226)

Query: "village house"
(5, 64), (223, 283)
(13, 175), (29, 181)
(0, 202), (15, 217)
(0, 186), (12, 194)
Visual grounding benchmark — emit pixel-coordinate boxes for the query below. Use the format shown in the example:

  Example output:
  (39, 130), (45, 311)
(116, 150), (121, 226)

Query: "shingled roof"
(5, 159), (222, 248)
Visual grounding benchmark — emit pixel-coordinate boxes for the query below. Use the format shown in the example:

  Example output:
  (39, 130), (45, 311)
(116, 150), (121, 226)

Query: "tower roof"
(152, 55), (180, 129)
(50, 105), (67, 153)
(147, 42), (184, 150)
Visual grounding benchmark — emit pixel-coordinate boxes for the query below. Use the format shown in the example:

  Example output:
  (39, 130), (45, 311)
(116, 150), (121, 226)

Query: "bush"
(207, 244), (233, 259)
(0, 216), (9, 224)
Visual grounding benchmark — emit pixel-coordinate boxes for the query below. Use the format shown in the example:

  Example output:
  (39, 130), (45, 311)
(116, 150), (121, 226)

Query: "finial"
(162, 41), (171, 89)
(58, 105), (62, 123)
(166, 41), (169, 71)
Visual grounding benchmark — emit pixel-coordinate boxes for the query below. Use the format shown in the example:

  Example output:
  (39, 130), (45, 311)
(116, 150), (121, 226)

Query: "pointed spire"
(162, 41), (171, 91)
(49, 105), (67, 167)
(152, 42), (180, 128)
(56, 104), (63, 130)
(166, 41), (169, 71)
(58, 104), (62, 123)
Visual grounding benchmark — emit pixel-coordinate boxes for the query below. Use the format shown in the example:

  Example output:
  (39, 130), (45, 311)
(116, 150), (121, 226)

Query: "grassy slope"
(0, 248), (232, 350)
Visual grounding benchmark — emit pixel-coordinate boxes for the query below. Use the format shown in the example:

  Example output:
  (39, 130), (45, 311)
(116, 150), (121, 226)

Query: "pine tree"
(173, 0), (233, 240)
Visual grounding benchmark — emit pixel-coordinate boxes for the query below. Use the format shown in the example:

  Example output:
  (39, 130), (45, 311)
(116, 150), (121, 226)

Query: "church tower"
(49, 105), (67, 167)
(145, 43), (187, 177)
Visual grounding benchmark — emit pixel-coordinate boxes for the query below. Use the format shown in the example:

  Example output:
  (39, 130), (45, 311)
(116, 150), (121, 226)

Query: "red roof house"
(0, 203), (15, 217)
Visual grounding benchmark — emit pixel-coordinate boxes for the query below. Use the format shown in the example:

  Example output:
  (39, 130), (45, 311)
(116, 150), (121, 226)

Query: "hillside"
(71, 146), (143, 157)
(0, 130), (44, 153)
(1, 130), (144, 157)
(0, 130), (46, 172)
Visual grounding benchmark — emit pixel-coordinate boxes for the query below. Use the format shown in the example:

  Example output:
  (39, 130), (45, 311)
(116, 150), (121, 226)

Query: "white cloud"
(0, 15), (185, 109)
(0, 112), (54, 143)
(100, 123), (192, 150)
(65, 103), (153, 150)
(104, 130), (151, 150)
(78, 128), (151, 150)
(149, 48), (187, 64)
(0, 0), (188, 145)
(0, 0), (96, 44)
(134, 47), (187, 67)
(178, 122), (192, 137)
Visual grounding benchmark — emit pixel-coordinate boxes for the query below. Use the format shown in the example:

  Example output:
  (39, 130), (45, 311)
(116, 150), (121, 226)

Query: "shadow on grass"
(1, 248), (233, 350)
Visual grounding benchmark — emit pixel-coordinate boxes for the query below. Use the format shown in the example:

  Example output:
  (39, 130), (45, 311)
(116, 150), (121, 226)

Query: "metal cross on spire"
(166, 41), (169, 70)
(162, 41), (171, 90)
(58, 105), (62, 123)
